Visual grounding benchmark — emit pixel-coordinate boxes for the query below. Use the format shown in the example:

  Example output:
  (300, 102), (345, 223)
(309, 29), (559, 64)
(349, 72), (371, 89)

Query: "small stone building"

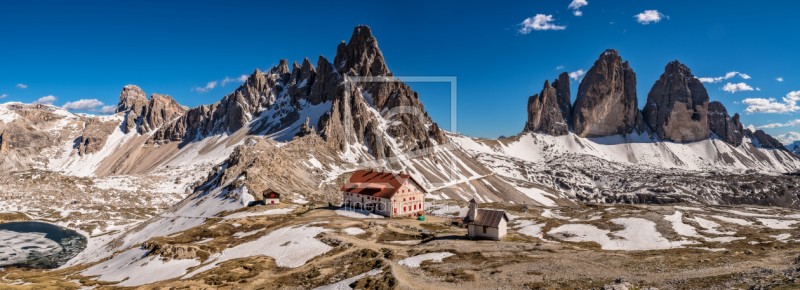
(341, 170), (428, 218)
(262, 189), (280, 205)
(464, 199), (509, 240)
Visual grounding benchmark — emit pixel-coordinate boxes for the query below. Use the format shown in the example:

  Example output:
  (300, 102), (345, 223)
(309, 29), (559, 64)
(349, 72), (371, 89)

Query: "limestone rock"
(643, 61), (710, 143)
(294, 117), (316, 139)
(116, 85), (148, 114)
(747, 129), (787, 150)
(151, 69), (270, 143)
(552, 72), (572, 125)
(707, 101), (745, 146)
(0, 132), (9, 153)
(333, 25), (389, 77)
(139, 93), (187, 134)
(524, 80), (568, 136)
(77, 118), (117, 155)
(572, 49), (639, 137)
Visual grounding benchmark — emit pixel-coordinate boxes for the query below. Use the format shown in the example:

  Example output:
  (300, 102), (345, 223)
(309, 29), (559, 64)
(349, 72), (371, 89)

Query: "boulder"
(572, 49), (639, 137)
(524, 80), (568, 136)
(707, 101), (745, 146)
(643, 61), (710, 143)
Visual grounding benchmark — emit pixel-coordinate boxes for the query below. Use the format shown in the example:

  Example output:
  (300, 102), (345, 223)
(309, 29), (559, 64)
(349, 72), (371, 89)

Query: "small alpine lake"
(0, 221), (87, 269)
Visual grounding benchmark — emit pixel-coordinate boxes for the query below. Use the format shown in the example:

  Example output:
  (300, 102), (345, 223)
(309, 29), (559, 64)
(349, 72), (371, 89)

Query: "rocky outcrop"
(524, 80), (568, 136)
(552, 72), (572, 126)
(138, 93), (186, 134)
(294, 117), (316, 139)
(572, 49), (640, 137)
(747, 129), (787, 150)
(77, 118), (118, 155)
(0, 132), (9, 153)
(333, 25), (390, 78)
(707, 101), (745, 146)
(288, 58), (317, 105)
(116, 85), (148, 114)
(643, 61), (710, 143)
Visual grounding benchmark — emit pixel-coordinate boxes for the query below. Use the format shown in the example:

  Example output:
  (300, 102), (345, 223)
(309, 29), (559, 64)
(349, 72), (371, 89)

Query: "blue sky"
(2, 0), (800, 142)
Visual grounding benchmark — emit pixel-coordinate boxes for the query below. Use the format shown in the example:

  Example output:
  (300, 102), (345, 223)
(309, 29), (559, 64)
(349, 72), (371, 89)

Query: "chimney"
(467, 197), (478, 221)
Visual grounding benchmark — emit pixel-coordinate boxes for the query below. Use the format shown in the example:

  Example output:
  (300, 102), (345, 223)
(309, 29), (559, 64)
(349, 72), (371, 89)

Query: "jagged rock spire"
(524, 80), (568, 136)
(572, 49), (640, 138)
(552, 72), (572, 126)
(333, 25), (390, 77)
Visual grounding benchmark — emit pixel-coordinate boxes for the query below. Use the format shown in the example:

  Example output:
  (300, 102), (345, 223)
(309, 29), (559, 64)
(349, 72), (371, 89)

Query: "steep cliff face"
(552, 72), (572, 126)
(643, 61), (710, 143)
(78, 118), (118, 156)
(116, 85), (148, 115)
(572, 49), (640, 137)
(707, 101), (745, 146)
(524, 80), (568, 136)
(139, 94), (186, 134)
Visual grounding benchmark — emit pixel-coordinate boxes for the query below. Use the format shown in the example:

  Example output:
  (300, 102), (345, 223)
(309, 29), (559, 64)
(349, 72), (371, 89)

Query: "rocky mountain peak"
(643, 60), (710, 143)
(572, 49), (640, 137)
(524, 79), (568, 136)
(334, 25), (390, 77)
(116, 85), (147, 114)
(707, 101), (745, 146)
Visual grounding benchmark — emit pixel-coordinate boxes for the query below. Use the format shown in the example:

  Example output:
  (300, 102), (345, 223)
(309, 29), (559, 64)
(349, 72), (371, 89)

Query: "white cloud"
(62, 99), (105, 111)
(777, 77), (784, 82)
(698, 71), (750, 83)
(192, 81), (218, 93)
(634, 10), (665, 25)
(568, 0), (587, 10)
(61, 99), (117, 114)
(757, 87), (761, 91)
(568, 0), (587, 16)
(97, 105), (117, 114)
(16, 84), (27, 89)
(569, 69), (585, 81)
(518, 14), (566, 34)
(742, 90), (800, 114)
(555, 65), (564, 70)
(222, 75), (249, 87)
(776, 132), (800, 144)
(0, 94), (7, 99)
(33, 95), (57, 105)
(754, 119), (800, 129)
(747, 124), (757, 131)
(723, 82), (754, 93)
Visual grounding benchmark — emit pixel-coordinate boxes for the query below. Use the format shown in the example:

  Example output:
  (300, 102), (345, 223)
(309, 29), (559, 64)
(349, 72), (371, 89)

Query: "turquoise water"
(0, 221), (87, 269)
